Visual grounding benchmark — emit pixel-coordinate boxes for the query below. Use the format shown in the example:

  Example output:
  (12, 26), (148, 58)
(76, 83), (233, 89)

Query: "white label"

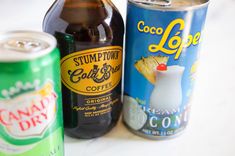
(0, 81), (57, 139)
(0, 138), (35, 154)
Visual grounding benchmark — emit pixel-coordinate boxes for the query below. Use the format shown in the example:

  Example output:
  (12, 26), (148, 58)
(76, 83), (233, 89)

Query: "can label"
(0, 80), (56, 139)
(61, 46), (122, 118)
(0, 49), (63, 155)
(124, 3), (208, 137)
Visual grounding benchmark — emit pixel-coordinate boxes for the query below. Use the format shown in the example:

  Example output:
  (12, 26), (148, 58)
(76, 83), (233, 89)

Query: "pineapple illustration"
(135, 56), (169, 84)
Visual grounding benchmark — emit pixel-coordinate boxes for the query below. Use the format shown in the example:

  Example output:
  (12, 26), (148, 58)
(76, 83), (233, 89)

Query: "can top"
(130, 0), (209, 11)
(0, 31), (57, 62)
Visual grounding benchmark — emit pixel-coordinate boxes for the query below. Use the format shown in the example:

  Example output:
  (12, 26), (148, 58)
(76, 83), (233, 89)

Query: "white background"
(0, 0), (235, 156)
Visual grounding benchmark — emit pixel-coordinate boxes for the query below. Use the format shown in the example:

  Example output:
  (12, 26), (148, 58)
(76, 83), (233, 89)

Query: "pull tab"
(133, 0), (171, 6)
(3, 39), (48, 53)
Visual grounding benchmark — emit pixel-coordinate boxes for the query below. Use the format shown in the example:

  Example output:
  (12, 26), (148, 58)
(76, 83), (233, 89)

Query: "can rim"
(0, 31), (57, 62)
(128, 0), (210, 11)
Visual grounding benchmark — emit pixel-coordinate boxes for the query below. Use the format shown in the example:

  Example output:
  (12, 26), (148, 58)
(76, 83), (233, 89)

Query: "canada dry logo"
(0, 80), (57, 139)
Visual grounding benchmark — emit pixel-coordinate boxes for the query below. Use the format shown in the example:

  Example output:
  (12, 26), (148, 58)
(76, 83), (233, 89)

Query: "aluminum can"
(0, 31), (64, 155)
(124, 0), (209, 139)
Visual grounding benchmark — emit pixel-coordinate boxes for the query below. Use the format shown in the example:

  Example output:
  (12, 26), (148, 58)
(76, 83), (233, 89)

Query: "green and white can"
(0, 31), (64, 156)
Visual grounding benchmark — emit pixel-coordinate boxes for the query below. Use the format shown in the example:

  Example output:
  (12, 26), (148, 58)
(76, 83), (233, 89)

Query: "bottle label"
(61, 46), (122, 96)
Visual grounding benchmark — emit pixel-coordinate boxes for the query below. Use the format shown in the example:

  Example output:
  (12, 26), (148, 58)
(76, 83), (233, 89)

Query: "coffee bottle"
(43, 0), (124, 139)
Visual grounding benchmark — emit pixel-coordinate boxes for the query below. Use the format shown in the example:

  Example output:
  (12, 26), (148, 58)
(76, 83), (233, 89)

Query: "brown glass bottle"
(43, 0), (124, 139)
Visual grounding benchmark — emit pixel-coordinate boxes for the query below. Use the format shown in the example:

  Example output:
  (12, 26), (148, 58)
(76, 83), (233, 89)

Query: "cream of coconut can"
(123, 0), (209, 139)
(0, 31), (64, 155)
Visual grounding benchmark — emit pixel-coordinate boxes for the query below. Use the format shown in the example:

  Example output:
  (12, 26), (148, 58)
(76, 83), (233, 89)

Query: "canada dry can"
(124, 0), (209, 139)
(0, 31), (64, 155)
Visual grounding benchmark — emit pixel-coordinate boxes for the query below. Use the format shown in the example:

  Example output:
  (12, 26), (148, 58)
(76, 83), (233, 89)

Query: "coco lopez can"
(0, 31), (64, 155)
(123, 0), (209, 139)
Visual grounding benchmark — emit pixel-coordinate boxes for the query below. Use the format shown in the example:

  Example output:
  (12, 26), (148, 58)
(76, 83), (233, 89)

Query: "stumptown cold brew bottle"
(43, 0), (124, 138)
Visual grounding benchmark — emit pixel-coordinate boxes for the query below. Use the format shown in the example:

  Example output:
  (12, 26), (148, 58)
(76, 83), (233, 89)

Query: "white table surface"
(0, 0), (235, 156)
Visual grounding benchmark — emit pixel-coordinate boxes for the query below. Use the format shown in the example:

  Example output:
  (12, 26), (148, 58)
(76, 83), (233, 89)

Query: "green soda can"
(0, 31), (64, 156)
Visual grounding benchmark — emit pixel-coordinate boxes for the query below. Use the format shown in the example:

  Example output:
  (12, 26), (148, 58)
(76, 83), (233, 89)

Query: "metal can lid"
(0, 31), (57, 62)
(133, 0), (172, 6)
(130, 0), (209, 11)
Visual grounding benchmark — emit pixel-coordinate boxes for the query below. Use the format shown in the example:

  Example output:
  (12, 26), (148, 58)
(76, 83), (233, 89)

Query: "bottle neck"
(61, 0), (113, 24)
(64, 0), (110, 8)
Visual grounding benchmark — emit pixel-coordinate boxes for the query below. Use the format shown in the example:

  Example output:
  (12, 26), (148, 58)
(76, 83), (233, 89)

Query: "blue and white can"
(123, 0), (209, 139)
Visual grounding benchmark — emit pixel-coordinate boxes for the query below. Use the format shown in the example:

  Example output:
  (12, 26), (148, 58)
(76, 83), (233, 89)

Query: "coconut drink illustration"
(150, 65), (185, 113)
